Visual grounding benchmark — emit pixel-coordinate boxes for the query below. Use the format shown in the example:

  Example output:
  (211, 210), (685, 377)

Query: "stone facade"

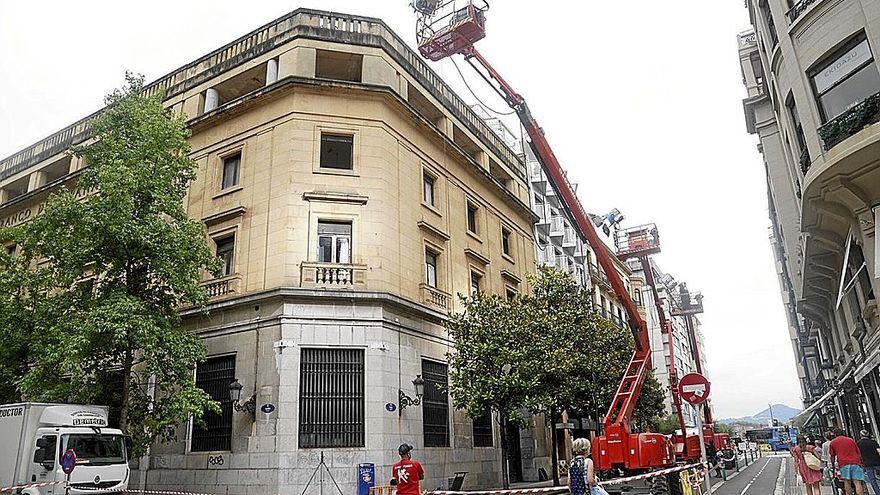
(0, 9), (541, 495)
(740, 0), (880, 436)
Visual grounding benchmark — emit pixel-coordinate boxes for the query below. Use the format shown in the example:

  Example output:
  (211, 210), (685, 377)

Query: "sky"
(0, 1), (802, 418)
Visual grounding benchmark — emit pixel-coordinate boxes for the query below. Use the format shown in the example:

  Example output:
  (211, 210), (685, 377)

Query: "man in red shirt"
(392, 443), (425, 495)
(830, 428), (866, 495)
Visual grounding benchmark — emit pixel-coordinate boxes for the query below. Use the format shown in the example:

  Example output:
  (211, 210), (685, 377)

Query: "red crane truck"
(410, 2), (688, 492)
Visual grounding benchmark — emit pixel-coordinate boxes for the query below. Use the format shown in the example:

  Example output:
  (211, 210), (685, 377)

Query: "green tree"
(445, 292), (546, 488)
(8, 73), (221, 456)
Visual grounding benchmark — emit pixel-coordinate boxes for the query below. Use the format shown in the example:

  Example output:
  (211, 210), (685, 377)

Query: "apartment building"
(739, 0), (880, 436)
(630, 260), (712, 426)
(0, 9), (539, 494)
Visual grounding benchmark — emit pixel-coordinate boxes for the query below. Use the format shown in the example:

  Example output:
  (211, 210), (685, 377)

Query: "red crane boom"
(409, 1), (674, 473)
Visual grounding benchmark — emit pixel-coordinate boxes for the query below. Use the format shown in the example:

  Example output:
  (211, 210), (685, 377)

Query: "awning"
(855, 349), (880, 382)
(794, 387), (838, 423)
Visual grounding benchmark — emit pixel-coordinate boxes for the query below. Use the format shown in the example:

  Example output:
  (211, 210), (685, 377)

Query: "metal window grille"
(473, 411), (493, 447)
(192, 355), (235, 452)
(422, 359), (449, 447)
(299, 348), (365, 448)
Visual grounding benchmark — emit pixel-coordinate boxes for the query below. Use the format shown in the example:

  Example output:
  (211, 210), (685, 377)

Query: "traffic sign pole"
(695, 405), (711, 495)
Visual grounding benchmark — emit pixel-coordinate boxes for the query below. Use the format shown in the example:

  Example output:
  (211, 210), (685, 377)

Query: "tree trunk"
(550, 407), (560, 486)
(119, 347), (133, 432)
(500, 416), (510, 489)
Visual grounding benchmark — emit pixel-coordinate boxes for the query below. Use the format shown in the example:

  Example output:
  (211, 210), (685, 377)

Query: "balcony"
(555, 255), (569, 272)
(301, 262), (367, 288)
(529, 161), (545, 183)
(201, 275), (241, 299)
(549, 216), (565, 237)
(420, 283), (451, 310)
(562, 227), (577, 251)
(786, 0), (819, 23)
(589, 263), (611, 289)
(818, 91), (880, 151)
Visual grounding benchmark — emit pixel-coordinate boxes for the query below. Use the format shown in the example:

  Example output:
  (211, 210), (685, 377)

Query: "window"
(192, 355), (235, 452)
(811, 36), (880, 122)
(467, 203), (478, 234)
(506, 287), (517, 301)
(299, 348), (365, 448)
(318, 221), (352, 264)
(473, 411), (494, 447)
(785, 95), (808, 159)
(422, 360), (449, 447)
(423, 173), (435, 206)
(319, 134), (354, 170)
(215, 236), (235, 277)
(425, 249), (438, 288)
(501, 227), (512, 257)
(470, 271), (482, 295)
(221, 153), (241, 190)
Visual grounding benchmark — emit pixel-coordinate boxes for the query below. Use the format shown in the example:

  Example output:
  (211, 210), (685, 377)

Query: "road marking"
(773, 457), (786, 495)
(739, 458), (774, 495)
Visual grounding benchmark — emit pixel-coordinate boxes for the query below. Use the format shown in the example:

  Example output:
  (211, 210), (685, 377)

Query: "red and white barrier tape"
(598, 462), (706, 486)
(1, 481), (65, 493)
(428, 488), (567, 495)
(0, 482), (219, 495)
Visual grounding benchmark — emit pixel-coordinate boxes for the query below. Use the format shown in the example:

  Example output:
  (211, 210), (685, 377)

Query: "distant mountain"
(718, 404), (802, 426)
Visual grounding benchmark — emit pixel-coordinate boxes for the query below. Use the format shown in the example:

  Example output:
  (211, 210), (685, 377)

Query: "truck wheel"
(667, 472), (684, 495)
(648, 474), (669, 495)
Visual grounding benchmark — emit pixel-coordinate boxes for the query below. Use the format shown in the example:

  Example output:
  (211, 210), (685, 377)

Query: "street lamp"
(399, 375), (426, 416)
(228, 378), (256, 417)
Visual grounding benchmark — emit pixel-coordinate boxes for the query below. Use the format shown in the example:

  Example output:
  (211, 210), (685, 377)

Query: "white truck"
(0, 403), (130, 495)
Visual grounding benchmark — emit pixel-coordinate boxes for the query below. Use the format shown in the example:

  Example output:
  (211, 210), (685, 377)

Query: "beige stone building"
(739, 0), (880, 435)
(0, 9), (539, 495)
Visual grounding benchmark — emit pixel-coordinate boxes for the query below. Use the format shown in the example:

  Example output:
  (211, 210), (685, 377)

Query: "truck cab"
(1, 404), (130, 495)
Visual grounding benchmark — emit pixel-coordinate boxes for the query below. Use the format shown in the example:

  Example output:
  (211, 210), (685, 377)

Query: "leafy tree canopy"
(1, 73), (221, 456)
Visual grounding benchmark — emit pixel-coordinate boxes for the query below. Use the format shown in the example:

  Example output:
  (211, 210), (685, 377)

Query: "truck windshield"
(62, 435), (126, 465)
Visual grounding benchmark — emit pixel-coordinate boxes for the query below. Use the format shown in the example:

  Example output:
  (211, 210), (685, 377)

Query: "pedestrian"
(792, 436), (824, 495)
(825, 431), (838, 485)
(392, 443), (424, 495)
(857, 430), (880, 495)
(568, 438), (608, 495)
(830, 428), (867, 495)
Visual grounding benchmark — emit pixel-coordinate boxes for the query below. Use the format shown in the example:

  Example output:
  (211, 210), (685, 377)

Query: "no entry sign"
(678, 373), (711, 405)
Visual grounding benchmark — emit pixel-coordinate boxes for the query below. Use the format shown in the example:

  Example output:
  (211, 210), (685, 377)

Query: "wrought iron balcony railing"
(818, 91), (880, 151)
(786, 0), (819, 23)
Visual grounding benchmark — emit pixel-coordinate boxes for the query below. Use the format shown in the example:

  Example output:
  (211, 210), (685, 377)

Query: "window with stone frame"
(191, 355), (235, 452)
(810, 35), (880, 122)
(215, 236), (235, 277)
(422, 359), (449, 447)
(221, 153), (241, 190)
(319, 134), (354, 170)
(318, 221), (352, 264)
(299, 348), (365, 448)
(472, 411), (494, 447)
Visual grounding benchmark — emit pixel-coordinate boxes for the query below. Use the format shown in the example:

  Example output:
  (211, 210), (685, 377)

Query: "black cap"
(398, 443), (414, 456)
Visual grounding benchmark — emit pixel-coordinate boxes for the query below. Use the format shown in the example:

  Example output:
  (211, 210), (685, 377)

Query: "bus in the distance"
(745, 426), (799, 451)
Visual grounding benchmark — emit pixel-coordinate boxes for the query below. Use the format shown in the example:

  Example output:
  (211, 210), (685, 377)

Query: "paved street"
(710, 455), (785, 495)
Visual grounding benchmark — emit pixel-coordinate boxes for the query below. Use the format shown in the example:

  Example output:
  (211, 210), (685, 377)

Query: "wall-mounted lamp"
(228, 378), (256, 417)
(398, 375), (426, 416)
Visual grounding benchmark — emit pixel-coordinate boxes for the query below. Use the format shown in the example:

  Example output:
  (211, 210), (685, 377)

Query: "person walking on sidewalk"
(792, 436), (824, 495)
(568, 438), (607, 495)
(825, 431), (837, 486)
(830, 429), (867, 495)
(392, 443), (424, 495)
(857, 430), (880, 495)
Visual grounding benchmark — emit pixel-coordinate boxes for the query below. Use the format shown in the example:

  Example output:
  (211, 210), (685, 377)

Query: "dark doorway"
(505, 422), (523, 483)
